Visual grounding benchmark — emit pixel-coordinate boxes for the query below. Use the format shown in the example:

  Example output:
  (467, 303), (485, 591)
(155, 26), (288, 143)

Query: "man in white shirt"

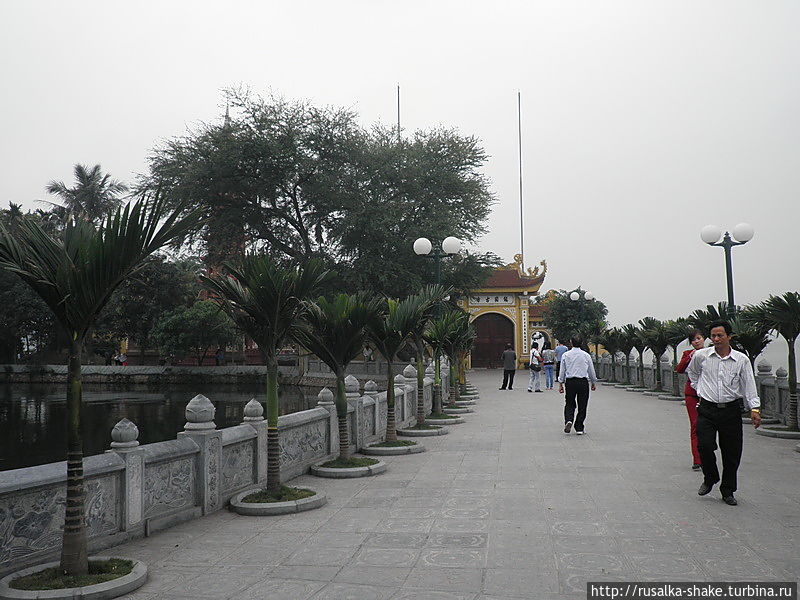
(557, 336), (597, 434)
(687, 320), (761, 506)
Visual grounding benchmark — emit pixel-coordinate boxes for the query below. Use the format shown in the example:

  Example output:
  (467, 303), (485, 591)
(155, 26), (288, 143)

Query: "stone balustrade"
(0, 363), (436, 577)
(593, 353), (799, 427)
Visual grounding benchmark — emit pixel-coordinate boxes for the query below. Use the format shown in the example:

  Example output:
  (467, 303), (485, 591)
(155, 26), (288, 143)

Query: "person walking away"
(499, 343), (517, 390)
(528, 342), (543, 393)
(541, 342), (556, 390)
(555, 340), (568, 380)
(215, 347), (225, 366)
(687, 320), (761, 506)
(558, 335), (597, 434)
(675, 329), (706, 471)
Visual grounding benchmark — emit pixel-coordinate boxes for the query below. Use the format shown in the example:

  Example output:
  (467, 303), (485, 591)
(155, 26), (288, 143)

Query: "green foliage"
(541, 288), (608, 343)
(44, 164), (128, 225)
(10, 559), (133, 591)
(320, 457), (379, 468)
(241, 486), (315, 503)
(142, 90), (496, 298)
(151, 300), (239, 365)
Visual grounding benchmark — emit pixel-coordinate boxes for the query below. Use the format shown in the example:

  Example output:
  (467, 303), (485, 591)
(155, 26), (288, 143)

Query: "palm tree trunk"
(60, 337), (88, 575)
(610, 355), (616, 382)
(447, 360), (457, 407)
(672, 348), (680, 397)
(416, 352), (425, 426)
(265, 356), (281, 493)
(654, 352), (662, 390)
(787, 338), (798, 431)
(433, 354), (442, 414)
(335, 375), (350, 459)
(385, 364), (397, 442)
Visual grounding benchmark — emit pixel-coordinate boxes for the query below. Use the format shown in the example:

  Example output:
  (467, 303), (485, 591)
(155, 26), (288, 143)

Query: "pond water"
(0, 384), (319, 472)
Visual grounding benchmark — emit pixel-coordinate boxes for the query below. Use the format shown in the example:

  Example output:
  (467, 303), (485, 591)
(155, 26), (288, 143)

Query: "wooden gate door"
(471, 313), (515, 368)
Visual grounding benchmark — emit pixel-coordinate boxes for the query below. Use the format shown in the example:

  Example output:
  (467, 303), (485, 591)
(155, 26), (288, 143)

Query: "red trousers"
(685, 395), (702, 465)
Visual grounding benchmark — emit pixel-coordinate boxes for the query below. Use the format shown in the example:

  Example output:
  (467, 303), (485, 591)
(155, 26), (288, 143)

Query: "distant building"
(459, 254), (554, 369)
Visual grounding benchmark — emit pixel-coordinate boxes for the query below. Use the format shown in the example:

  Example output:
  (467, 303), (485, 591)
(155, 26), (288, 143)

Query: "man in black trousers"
(558, 335), (597, 434)
(499, 343), (517, 390)
(687, 320), (761, 506)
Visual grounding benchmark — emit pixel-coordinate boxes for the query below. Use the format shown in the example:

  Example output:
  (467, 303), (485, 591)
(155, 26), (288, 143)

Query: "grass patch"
(407, 423), (441, 430)
(320, 457), (379, 468)
(11, 559), (134, 591)
(370, 440), (417, 447)
(242, 485), (316, 503)
(428, 412), (459, 419)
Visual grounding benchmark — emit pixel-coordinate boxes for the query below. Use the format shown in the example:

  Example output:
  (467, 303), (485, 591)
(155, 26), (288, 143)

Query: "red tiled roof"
(483, 268), (545, 289)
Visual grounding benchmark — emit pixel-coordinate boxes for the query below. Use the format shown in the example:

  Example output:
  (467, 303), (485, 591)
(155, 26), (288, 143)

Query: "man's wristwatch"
(751, 409), (760, 413)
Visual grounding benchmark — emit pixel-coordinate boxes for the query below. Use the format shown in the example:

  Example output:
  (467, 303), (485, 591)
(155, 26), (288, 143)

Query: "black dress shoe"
(692, 464), (702, 471)
(722, 494), (737, 506)
(698, 481), (716, 496)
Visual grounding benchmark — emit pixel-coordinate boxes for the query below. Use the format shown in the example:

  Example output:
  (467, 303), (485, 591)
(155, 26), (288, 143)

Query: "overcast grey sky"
(2, 1), (798, 365)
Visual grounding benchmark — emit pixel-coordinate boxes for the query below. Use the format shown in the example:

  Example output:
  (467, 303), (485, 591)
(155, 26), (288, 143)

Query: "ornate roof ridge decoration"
(481, 255), (547, 289)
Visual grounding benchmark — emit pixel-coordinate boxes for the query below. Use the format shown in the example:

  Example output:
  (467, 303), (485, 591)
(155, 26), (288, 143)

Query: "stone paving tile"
(109, 371), (800, 600)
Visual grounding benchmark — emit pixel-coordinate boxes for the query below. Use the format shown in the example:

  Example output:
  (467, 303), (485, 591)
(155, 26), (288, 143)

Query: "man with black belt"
(558, 335), (597, 435)
(687, 320), (761, 506)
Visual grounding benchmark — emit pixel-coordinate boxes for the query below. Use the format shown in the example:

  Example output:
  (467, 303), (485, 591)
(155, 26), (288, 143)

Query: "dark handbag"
(530, 361), (542, 372)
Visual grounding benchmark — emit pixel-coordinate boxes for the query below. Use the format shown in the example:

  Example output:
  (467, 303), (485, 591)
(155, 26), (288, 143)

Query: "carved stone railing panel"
(143, 458), (195, 519)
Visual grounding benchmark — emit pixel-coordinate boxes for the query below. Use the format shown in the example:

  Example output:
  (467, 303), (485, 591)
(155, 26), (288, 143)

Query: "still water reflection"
(0, 384), (318, 472)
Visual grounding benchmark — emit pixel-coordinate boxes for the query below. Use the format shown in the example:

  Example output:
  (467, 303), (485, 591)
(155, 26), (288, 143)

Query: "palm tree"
(665, 318), (691, 397)
(629, 325), (648, 387)
(202, 255), (329, 492)
(597, 327), (622, 382)
(423, 312), (456, 414)
(743, 292), (800, 431)
(295, 293), (384, 458)
(45, 164), (128, 224)
(407, 285), (451, 424)
(366, 297), (427, 441)
(0, 197), (198, 575)
(687, 302), (728, 334)
(619, 324), (638, 384)
(639, 317), (670, 391)
(730, 315), (772, 372)
(443, 311), (474, 407)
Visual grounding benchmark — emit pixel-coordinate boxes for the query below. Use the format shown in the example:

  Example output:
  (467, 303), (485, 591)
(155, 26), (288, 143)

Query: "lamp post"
(570, 289), (595, 354)
(700, 223), (754, 317)
(413, 236), (462, 285)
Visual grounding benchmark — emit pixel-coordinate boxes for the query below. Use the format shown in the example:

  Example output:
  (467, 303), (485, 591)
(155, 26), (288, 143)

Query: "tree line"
(0, 89), (501, 364)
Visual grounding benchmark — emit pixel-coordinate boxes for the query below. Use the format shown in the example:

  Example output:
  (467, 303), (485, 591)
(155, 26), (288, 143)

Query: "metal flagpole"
(397, 84), (401, 141)
(517, 91), (524, 270)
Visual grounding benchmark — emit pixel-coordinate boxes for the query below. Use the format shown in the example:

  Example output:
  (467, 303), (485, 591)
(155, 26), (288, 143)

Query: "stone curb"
(361, 443), (426, 455)
(626, 388), (649, 392)
(614, 384), (635, 388)
(755, 428), (800, 440)
(601, 382), (618, 386)
(742, 417), (779, 425)
(397, 427), (449, 437)
(0, 557), (147, 600)
(425, 417), (465, 426)
(454, 400), (476, 406)
(310, 460), (387, 478)
(642, 391), (665, 397)
(229, 487), (327, 516)
(442, 407), (473, 414)
(657, 395), (684, 401)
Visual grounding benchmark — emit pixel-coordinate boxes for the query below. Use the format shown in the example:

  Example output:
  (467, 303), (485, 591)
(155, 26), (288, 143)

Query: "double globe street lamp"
(413, 236), (462, 285)
(700, 223), (754, 317)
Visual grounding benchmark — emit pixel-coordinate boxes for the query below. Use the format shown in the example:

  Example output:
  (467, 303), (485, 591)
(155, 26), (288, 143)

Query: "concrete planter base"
(362, 443), (426, 455)
(229, 487), (327, 516)
(443, 407), (472, 414)
(0, 557), (147, 600)
(795, 444), (800, 453)
(425, 417), (465, 426)
(742, 417), (779, 425)
(642, 391), (666, 397)
(310, 460), (387, 478)
(626, 387), (648, 392)
(397, 426), (449, 437)
(454, 400), (476, 406)
(755, 428), (800, 439)
(657, 395), (684, 401)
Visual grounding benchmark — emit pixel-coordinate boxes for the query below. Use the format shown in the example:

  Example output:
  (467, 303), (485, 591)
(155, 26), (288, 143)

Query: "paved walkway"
(117, 370), (800, 600)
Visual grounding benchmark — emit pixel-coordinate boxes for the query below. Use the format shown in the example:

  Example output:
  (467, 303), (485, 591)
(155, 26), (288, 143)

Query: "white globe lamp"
(700, 225), (722, 245)
(441, 236), (462, 255)
(569, 291), (580, 301)
(413, 237), (432, 256)
(732, 222), (754, 243)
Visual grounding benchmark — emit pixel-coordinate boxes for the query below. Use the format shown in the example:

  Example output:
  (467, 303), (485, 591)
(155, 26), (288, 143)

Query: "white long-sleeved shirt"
(557, 347), (597, 384)
(686, 346), (760, 410)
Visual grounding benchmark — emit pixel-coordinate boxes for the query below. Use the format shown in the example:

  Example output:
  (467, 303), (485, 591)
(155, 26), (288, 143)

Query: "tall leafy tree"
(295, 293), (383, 459)
(45, 164), (128, 224)
(542, 288), (608, 344)
(366, 297), (428, 441)
(743, 292), (800, 431)
(0, 197), (198, 575)
(424, 311), (459, 414)
(203, 255), (329, 491)
(151, 300), (239, 365)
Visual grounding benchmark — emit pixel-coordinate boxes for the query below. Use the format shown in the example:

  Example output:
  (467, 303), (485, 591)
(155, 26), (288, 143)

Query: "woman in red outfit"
(675, 329), (706, 470)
